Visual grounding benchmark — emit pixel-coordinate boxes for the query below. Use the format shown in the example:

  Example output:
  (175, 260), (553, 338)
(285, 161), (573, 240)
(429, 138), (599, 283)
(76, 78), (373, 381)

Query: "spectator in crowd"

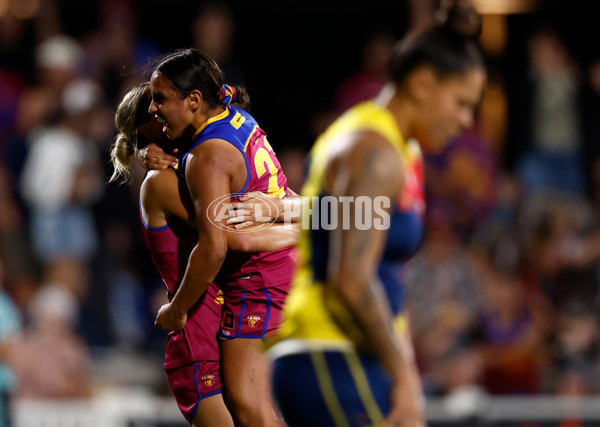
(191, 1), (245, 86)
(515, 25), (585, 195)
(19, 77), (104, 301)
(404, 214), (481, 396)
(470, 220), (554, 395)
(331, 27), (396, 115)
(17, 35), (84, 138)
(2, 34), (84, 193)
(12, 284), (92, 399)
(0, 165), (38, 312)
(522, 192), (600, 313)
(83, 0), (161, 105)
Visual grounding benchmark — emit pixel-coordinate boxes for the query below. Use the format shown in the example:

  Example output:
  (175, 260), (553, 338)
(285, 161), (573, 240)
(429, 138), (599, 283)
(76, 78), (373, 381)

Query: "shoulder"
(187, 138), (245, 168)
(358, 133), (404, 189)
(334, 130), (403, 180)
(319, 128), (404, 199)
(183, 138), (247, 197)
(140, 169), (179, 204)
(142, 168), (178, 188)
(141, 168), (192, 225)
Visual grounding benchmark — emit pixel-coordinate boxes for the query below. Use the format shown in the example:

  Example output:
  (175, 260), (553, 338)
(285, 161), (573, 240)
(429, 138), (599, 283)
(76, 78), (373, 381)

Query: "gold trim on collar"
(192, 108), (230, 139)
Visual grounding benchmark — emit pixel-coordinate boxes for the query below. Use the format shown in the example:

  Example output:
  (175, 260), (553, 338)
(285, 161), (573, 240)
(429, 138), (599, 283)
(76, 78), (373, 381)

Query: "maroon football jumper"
(141, 213), (223, 422)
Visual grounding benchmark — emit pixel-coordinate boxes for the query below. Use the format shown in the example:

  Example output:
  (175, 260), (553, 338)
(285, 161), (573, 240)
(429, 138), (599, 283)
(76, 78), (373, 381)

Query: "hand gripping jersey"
(277, 100), (426, 347)
(141, 213), (223, 369)
(180, 106), (296, 290)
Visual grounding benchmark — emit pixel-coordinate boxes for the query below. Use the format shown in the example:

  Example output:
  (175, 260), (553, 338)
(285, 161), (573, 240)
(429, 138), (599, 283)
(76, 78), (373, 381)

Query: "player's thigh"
(166, 361), (227, 424)
(220, 337), (272, 397)
(192, 394), (233, 427)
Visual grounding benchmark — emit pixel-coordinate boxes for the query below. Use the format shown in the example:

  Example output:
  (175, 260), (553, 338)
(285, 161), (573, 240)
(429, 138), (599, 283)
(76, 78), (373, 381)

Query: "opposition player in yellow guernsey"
(269, 1), (487, 426)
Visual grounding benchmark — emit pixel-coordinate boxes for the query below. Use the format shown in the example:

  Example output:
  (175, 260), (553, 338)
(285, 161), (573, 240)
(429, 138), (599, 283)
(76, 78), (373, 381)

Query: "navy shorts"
(271, 348), (392, 427)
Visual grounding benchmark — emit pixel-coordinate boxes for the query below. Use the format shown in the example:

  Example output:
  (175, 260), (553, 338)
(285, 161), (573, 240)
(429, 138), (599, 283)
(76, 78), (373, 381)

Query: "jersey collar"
(192, 107), (231, 139)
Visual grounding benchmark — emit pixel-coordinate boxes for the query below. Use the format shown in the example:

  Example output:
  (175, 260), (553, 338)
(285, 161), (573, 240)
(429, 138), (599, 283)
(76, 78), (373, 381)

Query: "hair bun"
(435, 0), (482, 39)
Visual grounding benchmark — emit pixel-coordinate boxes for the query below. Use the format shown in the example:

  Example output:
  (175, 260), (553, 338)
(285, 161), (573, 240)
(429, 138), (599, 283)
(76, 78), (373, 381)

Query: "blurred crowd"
(1, 0), (600, 420)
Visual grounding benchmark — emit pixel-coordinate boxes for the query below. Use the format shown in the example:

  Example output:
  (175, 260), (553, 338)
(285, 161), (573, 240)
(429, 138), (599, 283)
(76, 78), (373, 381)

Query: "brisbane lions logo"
(201, 375), (215, 387)
(247, 315), (261, 328)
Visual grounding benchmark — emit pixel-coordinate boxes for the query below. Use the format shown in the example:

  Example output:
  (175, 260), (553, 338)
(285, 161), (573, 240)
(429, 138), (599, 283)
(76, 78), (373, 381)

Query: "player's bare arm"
(155, 139), (244, 331)
(227, 190), (303, 228)
(325, 131), (425, 427)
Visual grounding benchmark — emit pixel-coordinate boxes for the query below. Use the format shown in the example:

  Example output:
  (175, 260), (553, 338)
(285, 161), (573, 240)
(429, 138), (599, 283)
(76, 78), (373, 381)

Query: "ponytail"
(109, 83), (149, 183)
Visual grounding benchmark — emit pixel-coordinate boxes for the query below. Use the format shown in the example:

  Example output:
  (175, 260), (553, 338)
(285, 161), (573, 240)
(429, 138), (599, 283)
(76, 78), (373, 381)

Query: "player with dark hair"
(269, 1), (487, 426)
(147, 49), (295, 426)
(111, 82), (297, 426)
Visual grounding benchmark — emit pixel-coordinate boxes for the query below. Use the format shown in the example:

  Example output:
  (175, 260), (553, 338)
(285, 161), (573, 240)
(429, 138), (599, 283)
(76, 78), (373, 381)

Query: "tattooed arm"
(324, 130), (425, 427)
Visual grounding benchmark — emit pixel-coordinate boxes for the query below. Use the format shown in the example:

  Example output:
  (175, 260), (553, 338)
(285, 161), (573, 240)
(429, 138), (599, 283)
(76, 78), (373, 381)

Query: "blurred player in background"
(268, 0), (487, 426)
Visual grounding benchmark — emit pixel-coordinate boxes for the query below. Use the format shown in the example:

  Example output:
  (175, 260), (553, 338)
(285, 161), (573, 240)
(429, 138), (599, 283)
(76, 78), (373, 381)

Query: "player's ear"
(406, 65), (437, 103)
(188, 90), (203, 110)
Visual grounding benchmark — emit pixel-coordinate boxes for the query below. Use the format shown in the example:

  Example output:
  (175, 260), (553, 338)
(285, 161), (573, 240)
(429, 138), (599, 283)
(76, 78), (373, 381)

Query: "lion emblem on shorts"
(202, 374), (215, 387)
(247, 315), (261, 328)
(214, 290), (224, 305)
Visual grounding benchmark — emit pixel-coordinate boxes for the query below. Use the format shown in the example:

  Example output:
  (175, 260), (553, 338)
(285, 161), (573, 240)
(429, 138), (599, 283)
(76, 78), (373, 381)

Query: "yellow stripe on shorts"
(343, 350), (385, 425)
(310, 351), (351, 427)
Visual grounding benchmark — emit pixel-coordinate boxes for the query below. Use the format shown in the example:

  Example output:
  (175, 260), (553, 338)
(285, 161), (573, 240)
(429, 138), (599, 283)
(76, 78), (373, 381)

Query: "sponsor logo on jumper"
(214, 289), (224, 305)
(221, 311), (235, 329)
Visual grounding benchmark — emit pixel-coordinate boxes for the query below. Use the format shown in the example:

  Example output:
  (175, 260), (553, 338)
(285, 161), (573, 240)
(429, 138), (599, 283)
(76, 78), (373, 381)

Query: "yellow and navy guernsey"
(277, 100), (426, 350)
(270, 100), (426, 427)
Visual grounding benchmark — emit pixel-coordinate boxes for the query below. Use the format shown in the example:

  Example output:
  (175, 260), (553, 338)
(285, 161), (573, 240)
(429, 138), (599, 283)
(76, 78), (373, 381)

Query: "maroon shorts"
(218, 285), (288, 340)
(165, 360), (222, 423)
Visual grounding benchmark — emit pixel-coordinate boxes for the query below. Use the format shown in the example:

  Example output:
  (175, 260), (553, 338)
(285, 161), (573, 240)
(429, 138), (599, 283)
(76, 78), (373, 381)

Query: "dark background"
(55, 1), (406, 149)
(51, 0), (600, 162)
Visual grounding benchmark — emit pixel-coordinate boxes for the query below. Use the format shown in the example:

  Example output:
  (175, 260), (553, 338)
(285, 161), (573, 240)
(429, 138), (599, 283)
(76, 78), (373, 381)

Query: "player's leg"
(218, 286), (288, 427)
(166, 361), (233, 427)
(220, 337), (283, 427)
(191, 393), (233, 427)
